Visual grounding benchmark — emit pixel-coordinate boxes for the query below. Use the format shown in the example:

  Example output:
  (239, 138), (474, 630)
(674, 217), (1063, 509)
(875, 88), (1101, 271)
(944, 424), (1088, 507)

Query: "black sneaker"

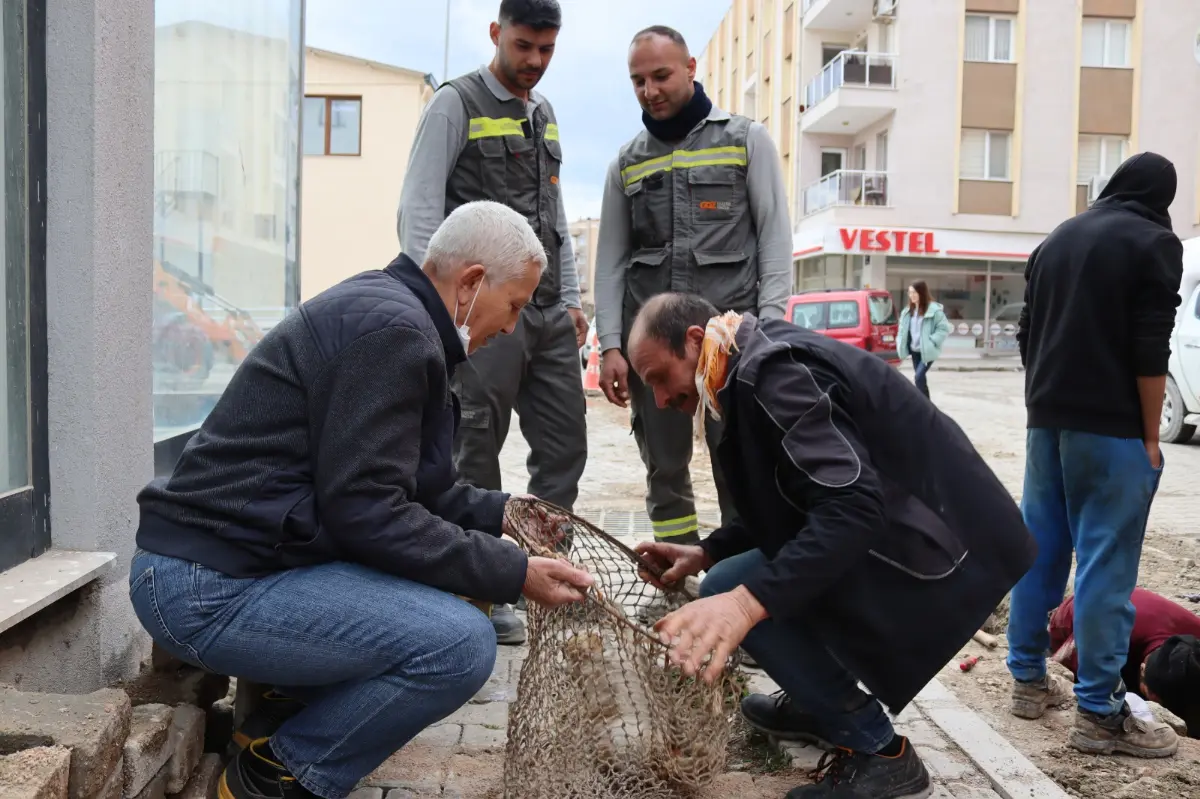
(786, 739), (932, 798)
(218, 738), (317, 799)
(741, 692), (832, 747)
(228, 690), (305, 759)
(492, 604), (527, 646)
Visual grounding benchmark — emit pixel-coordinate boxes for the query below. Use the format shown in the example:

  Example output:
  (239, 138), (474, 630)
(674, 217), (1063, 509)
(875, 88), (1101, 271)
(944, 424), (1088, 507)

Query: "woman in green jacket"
(897, 280), (952, 399)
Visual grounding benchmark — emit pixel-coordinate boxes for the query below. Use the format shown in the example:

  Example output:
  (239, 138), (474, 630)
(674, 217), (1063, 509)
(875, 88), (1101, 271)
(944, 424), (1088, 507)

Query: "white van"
(1161, 236), (1200, 443)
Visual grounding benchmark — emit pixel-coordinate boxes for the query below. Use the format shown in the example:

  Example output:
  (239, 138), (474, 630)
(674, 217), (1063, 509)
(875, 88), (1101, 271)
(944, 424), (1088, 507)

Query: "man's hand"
(568, 307), (589, 349)
(654, 586), (767, 683)
(503, 495), (569, 549)
(599, 349), (631, 408)
(523, 556), (593, 607)
(634, 541), (712, 589)
(1145, 439), (1163, 470)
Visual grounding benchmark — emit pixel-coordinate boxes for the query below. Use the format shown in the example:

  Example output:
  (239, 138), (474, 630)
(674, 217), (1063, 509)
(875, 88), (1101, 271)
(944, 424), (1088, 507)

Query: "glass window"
(303, 96), (361, 156)
(827, 301), (860, 330)
(153, 1), (303, 441)
(868, 295), (897, 325)
(1077, 135), (1127, 182)
(788, 301), (860, 330)
(960, 130), (1010, 181)
(301, 96), (325, 155)
(1082, 19), (1130, 68)
(964, 15), (1015, 63)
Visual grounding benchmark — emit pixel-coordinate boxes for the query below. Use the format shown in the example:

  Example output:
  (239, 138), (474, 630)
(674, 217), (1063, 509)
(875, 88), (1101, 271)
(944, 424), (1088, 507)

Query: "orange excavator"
(152, 260), (265, 390)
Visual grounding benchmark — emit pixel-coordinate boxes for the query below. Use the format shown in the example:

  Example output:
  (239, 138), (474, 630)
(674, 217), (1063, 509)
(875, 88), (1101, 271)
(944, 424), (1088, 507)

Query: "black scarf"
(642, 81), (713, 143)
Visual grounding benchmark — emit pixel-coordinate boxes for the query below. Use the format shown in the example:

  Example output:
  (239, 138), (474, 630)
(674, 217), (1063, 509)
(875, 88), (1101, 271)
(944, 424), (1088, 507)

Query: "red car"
(785, 288), (900, 364)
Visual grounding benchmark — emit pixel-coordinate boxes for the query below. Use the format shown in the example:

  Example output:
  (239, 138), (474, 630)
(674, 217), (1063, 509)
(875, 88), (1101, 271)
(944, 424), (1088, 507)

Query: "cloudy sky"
(304, 0), (732, 220)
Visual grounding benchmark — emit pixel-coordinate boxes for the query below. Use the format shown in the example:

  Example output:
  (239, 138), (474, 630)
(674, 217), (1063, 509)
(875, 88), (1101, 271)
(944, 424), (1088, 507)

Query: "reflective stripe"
(652, 514), (699, 538)
(621, 146), (748, 187)
(545, 123), (559, 141)
(467, 116), (525, 140)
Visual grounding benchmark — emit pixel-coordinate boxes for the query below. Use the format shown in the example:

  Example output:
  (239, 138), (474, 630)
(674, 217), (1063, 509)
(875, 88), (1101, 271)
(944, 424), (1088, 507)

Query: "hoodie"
(1017, 152), (1185, 439)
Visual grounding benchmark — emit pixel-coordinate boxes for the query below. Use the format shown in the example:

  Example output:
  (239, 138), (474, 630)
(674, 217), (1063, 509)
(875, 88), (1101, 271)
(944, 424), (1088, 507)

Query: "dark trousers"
(1006, 428), (1163, 716)
(911, 352), (931, 398)
(451, 303), (587, 510)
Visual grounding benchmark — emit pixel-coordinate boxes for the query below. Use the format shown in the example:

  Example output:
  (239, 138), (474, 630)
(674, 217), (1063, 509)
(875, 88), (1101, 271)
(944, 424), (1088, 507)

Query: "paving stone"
(164, 706), (205, 794)
(469, 678), (515, 705)
(919, 748), (975, 781)
(0, 688), (132, 799)
(346, 789), (383, 799)
(448, 702), (508, 728)
(458, 724), (505, 753)
(94, 757), (124, 799)
(944, 784), (1003, 799)
(776, 741), (823, 769)
(895, 718), (951, 750)
(123, 705), (176, 798)
(0, 746), (71, 799)
(413, 724), (461, 746)
(166, 753), (220, 799)
(131, 768), (168, 799)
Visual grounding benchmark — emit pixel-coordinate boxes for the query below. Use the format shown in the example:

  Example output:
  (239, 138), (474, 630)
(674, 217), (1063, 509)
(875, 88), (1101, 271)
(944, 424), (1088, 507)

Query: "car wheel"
(1160, 376), (1196, 444)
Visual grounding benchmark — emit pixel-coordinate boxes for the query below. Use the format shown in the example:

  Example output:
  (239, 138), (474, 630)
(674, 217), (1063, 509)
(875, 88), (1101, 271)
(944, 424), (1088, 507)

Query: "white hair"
(424, 201), (547, 282)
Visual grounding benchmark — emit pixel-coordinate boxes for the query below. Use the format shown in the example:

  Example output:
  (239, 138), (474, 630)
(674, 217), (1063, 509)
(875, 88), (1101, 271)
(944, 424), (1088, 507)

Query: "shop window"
(0, 0), (50, 572)
(964, 15), (1015, 63)
(153, 1), (303, 460)
(960, 129), (1010, 181)
(1082, 18), (1130, 69)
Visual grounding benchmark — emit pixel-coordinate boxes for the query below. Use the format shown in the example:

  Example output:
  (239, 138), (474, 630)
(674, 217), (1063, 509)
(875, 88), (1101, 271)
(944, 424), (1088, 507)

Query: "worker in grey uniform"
(398, 0), (587, 646)
(594, 25), (792, 545)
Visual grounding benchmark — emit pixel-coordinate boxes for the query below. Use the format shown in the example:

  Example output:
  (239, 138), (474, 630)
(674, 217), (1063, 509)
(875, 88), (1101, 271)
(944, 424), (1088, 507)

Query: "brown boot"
(1069, 703), (1179, 758)
(1010, 674), (1073, 720)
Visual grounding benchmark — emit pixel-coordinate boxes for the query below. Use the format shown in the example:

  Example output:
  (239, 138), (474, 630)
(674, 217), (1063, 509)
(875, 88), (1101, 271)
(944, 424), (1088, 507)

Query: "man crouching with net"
(626, 292), (1036, 799)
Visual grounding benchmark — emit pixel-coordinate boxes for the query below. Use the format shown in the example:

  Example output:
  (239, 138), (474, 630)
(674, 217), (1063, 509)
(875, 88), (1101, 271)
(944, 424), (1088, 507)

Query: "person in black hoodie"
(1007, 152), (1184, 758)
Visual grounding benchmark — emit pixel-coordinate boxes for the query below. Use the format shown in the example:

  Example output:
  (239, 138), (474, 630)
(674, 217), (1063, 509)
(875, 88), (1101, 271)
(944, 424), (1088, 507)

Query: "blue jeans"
(1006, 429), (1163, 717)
(911, 352), (931, 398)
(128, 549), (496, 799)
(701, 550), (894, 753)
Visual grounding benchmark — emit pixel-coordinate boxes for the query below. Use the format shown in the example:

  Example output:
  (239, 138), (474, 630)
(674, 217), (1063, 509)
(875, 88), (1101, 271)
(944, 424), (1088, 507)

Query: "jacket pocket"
(624, 176), (671, 247)
(624, 248), (671, 314)
(543, 138), (563, 201)
(687, 167), (738, 223)
(693, 249), (757, 313)
(476, 136), (509, 203)
(870, 481), (967, 580)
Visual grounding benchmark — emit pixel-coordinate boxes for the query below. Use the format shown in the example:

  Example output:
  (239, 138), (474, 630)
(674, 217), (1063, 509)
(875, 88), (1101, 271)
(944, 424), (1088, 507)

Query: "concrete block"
(383, 790), (440, 799)
(93, 758), (124, 799)
(448, 702), (507, 728)
(150, 645), (187, 674)
(413, 724), (461, 747)
(121, 668), (229, 712)
(0, 688), (132, 799)
(167, 754), (221, 799)
(164, 706), (205, 794)
(458, 725), (505, 753)
(123, 705), (175, 798)
(919, 748), (974, 781)
(346, 790), (383, 799)
(131, 768), (168, 799)
(0, 746), (71, 799)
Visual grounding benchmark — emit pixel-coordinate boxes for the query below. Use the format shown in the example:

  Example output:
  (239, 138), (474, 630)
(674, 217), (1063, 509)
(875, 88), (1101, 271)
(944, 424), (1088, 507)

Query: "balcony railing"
(803, 51), (896, 110)
(802, 170), (890, 216)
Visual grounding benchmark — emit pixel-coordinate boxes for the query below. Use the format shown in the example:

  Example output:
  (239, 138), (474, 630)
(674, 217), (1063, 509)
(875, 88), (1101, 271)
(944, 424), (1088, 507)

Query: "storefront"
(792, 225), (1046, 352)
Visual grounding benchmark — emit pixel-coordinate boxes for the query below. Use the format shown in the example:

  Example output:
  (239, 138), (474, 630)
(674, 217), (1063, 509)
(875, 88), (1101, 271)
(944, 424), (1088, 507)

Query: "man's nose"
(654, 388), (670, 409)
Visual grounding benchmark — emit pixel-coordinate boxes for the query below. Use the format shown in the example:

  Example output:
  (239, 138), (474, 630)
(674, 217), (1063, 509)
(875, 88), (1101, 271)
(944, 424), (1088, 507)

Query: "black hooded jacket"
(1018, 152), (1184, 438)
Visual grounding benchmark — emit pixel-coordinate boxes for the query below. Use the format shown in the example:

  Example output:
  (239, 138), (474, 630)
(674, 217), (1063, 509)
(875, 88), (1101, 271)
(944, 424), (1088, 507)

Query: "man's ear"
(490, 21), (502, 47)
(460, 264), (486, 294)
(686, 324), (706, 350)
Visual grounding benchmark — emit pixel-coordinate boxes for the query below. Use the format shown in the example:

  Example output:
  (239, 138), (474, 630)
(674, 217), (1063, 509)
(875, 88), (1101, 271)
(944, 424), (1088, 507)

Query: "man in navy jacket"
(131, 201), (593, 799)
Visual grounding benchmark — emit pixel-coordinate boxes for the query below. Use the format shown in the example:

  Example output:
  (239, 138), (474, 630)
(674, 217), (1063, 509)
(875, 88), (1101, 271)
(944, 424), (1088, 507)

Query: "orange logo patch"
(550, 176), (559, 185)
(699, 200), (718, 210)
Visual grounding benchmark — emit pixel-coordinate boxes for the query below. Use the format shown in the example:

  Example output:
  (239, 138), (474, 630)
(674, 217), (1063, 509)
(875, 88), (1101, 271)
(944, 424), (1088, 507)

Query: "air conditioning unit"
(874, 0), (898, 19)
(1087, 174), (1109, 204)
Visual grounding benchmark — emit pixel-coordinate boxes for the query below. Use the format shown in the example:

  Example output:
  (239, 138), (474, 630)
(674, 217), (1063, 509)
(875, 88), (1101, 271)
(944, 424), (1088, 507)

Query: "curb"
(913, 678), (1070, 799)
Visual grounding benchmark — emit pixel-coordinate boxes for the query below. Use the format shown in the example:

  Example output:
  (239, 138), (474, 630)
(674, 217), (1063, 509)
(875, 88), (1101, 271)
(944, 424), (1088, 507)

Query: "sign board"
(839, 228), (939, 255)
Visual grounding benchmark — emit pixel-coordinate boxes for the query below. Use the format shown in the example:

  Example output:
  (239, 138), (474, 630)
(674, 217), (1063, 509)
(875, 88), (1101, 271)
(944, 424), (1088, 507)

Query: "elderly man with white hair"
(130, 201), (594, 799)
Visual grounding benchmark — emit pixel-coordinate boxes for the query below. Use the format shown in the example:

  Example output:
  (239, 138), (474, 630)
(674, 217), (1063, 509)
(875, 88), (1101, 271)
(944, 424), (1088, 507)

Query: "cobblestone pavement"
(363, 371), (1173, 797)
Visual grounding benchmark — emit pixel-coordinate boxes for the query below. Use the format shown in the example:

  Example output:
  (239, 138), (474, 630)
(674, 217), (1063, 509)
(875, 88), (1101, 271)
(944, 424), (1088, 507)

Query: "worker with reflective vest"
(398, 0), (587, 647)
(594, 25), (793, 544)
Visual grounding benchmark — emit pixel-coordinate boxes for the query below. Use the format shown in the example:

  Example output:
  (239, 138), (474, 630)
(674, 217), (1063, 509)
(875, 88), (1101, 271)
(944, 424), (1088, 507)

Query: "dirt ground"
(938, 534), (1200, 798)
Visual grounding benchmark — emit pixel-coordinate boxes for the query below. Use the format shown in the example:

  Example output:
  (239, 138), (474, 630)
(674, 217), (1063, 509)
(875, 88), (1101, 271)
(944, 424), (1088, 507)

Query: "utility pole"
(442, 0), (451, 84)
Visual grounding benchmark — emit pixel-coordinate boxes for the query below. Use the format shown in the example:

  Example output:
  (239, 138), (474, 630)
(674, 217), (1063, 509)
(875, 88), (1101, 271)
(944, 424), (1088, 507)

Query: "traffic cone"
(583, 331), (602, 394)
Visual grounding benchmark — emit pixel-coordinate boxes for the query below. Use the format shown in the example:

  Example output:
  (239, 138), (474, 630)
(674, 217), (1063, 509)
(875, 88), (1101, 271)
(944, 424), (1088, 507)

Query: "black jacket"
(137, 254), (528, 604)
(1018, 152), (1184, 438)
(703, 316), (1036, 711)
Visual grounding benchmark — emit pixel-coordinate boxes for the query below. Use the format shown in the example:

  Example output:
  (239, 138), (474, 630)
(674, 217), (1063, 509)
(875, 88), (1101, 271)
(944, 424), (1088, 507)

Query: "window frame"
(0, 0), (50, 574)
(303, 94), (362, 157)
(1077, 134), (1128, 182)
(960, 129), (1012, 182)
(1081, 18), (1131, 69)
(964, 14), (1016, 64)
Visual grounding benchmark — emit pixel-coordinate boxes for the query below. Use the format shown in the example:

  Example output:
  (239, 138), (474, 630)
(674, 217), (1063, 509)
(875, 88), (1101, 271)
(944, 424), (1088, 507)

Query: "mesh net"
(501, 498), (744, 799)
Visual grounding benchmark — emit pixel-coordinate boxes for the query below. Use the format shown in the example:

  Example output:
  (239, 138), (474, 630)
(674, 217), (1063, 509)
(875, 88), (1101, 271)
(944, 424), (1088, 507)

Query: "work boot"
(1069, 702), (1179, 758)
(1010, 673), (1073, 719)
(741, 692), (833, 748)
(786, 738), (932, 798)
(492, 604), (527, 646)
(228, 690), (305, 760)
(219, 738), (317, 799)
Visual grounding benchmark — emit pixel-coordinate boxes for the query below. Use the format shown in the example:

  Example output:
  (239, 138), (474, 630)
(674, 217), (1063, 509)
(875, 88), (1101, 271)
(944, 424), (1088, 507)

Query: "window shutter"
(964, 16), (990, 61)
(1077, 136), (1101, 182)
(960, 130), (986, 179)
(1081, 20), (1105, 67)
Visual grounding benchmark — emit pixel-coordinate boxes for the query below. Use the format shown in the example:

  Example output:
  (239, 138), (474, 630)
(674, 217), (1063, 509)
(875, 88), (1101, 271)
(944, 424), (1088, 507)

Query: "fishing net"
(501, 497), (745, 799)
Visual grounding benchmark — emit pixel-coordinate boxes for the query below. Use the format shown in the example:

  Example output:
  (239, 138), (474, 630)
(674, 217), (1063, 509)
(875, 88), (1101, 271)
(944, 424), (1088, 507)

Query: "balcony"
(800, 51), (897, 134)
(802, 170), (890, 216)
(802, 0), (889, 32)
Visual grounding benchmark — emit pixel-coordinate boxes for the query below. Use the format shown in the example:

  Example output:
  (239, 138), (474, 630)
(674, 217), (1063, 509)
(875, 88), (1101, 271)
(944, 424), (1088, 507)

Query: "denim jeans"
(911, 352), (931, 398)
(128, 549), (496, 799)
(1006, 429), (1163, 717)
(701, 550), (895, 753)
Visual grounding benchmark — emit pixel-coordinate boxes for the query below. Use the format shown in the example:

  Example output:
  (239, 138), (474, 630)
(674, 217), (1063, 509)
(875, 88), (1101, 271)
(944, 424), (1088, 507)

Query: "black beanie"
(1144, 634), (1200, 739)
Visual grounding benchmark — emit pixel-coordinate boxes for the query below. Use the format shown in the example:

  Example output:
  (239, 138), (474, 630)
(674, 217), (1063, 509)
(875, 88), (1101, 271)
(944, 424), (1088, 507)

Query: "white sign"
(990, 323), (1002, 335)
(956, 323), (969, 335)
(971, 323), (983, 335)
(1003, 324), (1016, 335)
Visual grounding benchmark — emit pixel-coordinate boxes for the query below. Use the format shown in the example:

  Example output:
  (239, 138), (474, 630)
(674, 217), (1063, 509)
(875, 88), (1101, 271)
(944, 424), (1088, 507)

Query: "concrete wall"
(0, 0), (155, 691)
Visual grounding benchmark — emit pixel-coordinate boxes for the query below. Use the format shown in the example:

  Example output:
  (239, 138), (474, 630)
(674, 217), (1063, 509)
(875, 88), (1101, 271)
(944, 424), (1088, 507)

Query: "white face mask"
(455, 279), (484, 352)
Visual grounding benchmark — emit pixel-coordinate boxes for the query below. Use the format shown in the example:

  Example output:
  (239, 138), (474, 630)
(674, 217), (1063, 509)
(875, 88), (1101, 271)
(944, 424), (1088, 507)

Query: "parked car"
(785, 288), (900, 363)
(1161, 237), (1200, 443)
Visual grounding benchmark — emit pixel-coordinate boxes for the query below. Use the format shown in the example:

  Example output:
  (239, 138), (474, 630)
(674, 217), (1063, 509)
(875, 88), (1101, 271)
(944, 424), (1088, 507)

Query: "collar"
(385, 254), (466, 372)
(478, 65), (544, 110)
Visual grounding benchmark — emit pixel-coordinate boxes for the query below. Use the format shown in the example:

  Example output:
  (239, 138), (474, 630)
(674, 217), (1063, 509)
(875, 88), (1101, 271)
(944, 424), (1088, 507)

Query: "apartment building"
(301, 48), (436, 299)
(568, 217), (600, 313)
(699, 0), (1200, 351)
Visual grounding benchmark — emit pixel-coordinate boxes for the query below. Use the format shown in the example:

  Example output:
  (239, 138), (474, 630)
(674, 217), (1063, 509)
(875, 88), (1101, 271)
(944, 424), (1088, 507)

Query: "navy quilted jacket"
(136, 254), (528, 604)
